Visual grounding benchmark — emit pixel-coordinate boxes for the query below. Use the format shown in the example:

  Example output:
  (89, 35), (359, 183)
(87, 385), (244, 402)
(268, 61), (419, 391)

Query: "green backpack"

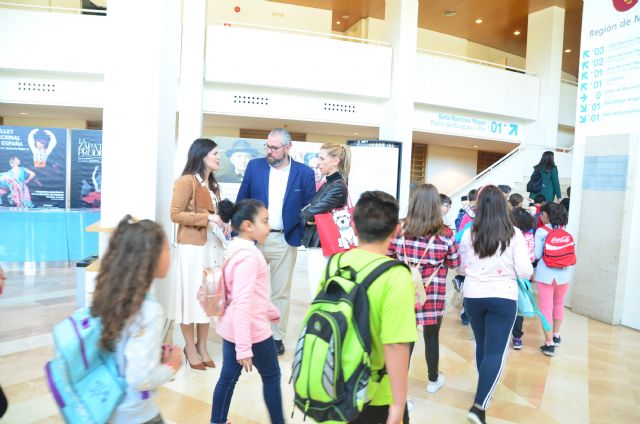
(291, 253), (407, 422)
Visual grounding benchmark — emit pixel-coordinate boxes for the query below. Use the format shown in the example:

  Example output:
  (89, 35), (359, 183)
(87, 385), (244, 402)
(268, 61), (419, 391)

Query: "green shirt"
(319, 248), (417, 408)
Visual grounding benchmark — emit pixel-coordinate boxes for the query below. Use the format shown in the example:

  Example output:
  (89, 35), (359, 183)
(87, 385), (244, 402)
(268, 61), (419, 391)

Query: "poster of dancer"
(0, 126), (67, 208)
(70, 129), (102, 208)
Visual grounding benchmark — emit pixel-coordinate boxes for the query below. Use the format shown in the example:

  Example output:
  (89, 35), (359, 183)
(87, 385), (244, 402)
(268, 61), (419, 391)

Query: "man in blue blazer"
(236, 128), (315, 355)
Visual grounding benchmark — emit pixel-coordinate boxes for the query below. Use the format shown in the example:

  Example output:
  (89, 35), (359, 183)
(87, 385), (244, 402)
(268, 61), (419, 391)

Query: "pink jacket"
(216, 238), (280, 360)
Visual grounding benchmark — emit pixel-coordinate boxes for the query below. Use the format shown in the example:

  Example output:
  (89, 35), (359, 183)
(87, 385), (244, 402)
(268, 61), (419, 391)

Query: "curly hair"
(90, 215), (166, 351)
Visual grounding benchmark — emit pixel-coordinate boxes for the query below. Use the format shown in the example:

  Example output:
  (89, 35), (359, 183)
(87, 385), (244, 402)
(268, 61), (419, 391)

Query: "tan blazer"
(170, 175), (216, 246)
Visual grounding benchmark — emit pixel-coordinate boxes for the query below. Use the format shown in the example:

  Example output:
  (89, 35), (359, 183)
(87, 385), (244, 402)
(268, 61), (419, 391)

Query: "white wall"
(207, 0), (332, 33)
(415, 53), (539, 120)
(205, 25), (392, 98)
(417, 28), (468, 56)
(2, 116), (86, 128)
(557, 126), (575, 148)
(559, 81), (578, 126)
(425, 144), (478, 194)
(202, 126), (240, 138)
(467, 41), (527, 69)
(0, 8), (105, 74)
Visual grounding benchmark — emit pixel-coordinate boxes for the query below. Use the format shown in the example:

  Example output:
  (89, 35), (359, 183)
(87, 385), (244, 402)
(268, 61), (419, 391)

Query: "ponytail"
(320, 143), (351, 181)
(218, 199), (265, 231)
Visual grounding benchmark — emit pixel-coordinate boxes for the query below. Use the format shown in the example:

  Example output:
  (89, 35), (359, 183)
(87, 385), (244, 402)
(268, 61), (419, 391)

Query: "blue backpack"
(517, 278), (551, 331)
(45, 307), (126, 424)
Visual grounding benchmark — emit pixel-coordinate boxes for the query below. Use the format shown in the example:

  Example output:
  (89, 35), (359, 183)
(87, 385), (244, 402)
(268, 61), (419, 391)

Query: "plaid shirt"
(387, 227), (460, 325)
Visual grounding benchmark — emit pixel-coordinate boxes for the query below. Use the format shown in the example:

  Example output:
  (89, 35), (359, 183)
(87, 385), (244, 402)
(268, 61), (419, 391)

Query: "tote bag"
(315, 191), (358, 256)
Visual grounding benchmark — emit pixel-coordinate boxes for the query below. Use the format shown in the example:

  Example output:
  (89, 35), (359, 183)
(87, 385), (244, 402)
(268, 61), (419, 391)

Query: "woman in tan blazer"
(171, 138), (230, 370)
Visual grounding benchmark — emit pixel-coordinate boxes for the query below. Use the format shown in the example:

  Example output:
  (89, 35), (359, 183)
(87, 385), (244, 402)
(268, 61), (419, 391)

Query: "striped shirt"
(387, 227), (460, 325)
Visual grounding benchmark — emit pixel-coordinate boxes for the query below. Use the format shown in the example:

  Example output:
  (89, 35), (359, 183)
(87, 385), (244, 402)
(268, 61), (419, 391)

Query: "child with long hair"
(535, 202), (572, 357)
(388, 184), (460, 394)
(91, 215), (182, 424)
(210, 199), (284, 424)
(458, 186), (533, 424)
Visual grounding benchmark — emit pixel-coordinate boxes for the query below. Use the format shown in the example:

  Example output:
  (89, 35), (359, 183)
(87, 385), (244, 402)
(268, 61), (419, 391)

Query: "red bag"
(542, 226), (576, 268)
(315, 205), (359, 256)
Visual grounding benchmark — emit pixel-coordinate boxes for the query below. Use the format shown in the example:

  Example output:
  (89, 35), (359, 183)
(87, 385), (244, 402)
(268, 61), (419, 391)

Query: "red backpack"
(542, 226), (576, 268)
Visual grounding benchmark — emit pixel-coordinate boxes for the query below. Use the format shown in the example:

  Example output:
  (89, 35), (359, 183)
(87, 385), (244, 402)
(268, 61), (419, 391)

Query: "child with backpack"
(291, 191), (416, 424)
(455, 189), (477, 326)
(535, 202), (575, 357)
(211, 199), (284, 424)
(510, 207), (536, 350)
(388, 184), (460, 394)
(91, 216), (183, 424)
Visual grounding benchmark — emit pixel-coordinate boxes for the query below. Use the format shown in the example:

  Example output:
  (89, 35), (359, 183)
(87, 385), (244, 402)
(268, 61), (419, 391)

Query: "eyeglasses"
(264, 144), (284, 152)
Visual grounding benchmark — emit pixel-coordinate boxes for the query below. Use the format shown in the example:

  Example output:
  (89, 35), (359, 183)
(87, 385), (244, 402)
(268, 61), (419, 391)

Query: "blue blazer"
(236, 157), (316, 247)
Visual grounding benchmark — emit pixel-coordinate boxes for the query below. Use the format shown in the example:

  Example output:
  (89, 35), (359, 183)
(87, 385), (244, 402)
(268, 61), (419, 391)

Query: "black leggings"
(409, 317), (443, 382)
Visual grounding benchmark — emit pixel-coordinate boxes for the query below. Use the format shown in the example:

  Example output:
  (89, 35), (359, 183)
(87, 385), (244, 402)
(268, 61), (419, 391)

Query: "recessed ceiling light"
(475, 18), (483, 24)
(336, 21), (341, 25)
(353, 132), (359, 135)
(473, 145), (479, 148)
(341, 15), (349, 19)
(19, 112), (29, 115)
(513, 30), (521, 36)
(564, 48), (572, 53)
(443, 10), (457, 17)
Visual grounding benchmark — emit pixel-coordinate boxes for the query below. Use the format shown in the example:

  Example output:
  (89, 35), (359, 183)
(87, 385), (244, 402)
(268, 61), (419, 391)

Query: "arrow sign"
(580, 115), (586, 124)
(583, 51), (590, 58)
(580, 104), (587, 113)
(508, 124), (518, 136)
(582, 72), (589, 80)
(581, 93), (588, 102)
(581, 83), (588, 91)
(582, 61), (589, 70)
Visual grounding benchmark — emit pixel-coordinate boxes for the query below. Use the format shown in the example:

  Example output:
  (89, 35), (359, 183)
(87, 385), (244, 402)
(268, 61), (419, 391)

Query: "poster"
(212, 136), (322, 201)
(347, 140), (401, 204)
(0, 125), (67, 208)
(70, 129), (102, 208)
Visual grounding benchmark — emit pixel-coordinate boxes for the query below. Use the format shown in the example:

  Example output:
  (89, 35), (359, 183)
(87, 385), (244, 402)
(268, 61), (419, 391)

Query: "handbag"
(517, 277), (551, 331)
(198, 250), (246, 317)
(314, 191), (358, 256)
(402, 235), (442, 306)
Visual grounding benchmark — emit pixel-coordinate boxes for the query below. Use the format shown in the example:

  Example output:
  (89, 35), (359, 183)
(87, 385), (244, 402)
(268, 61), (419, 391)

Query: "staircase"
(447, 145), (573, 218)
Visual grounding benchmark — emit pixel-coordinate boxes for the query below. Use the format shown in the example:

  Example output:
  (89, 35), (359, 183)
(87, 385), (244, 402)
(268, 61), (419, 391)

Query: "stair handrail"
(447, 144), (523, 197)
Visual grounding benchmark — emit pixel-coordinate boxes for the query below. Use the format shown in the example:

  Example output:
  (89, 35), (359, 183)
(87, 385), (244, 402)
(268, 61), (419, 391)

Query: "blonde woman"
(300, 143), (351, 299)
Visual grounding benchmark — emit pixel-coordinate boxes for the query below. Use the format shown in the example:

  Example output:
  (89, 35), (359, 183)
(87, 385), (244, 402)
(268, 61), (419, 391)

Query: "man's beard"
(267, 156), (285, 167)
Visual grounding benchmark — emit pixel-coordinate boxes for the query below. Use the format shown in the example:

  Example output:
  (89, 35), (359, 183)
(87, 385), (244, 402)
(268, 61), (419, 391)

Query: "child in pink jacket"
(211, 199), (284, 424)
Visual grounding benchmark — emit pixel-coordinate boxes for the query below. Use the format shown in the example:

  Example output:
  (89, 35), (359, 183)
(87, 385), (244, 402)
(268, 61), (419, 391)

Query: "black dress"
(300, 172), (348, 248)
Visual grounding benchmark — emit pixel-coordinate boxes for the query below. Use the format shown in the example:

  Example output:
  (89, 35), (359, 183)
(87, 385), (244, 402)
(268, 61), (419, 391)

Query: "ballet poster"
(70, 129), (102, 209)
(0, 125), (67, 208)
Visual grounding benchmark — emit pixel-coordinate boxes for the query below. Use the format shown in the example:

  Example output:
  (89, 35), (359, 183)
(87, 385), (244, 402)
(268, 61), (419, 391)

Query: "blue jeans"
(210, 337), (284, 424)
(463, 297), (517, 410)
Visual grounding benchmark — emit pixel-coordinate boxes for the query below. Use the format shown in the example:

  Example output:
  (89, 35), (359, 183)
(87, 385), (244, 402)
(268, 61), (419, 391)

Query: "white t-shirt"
(267, 160), (291, 230)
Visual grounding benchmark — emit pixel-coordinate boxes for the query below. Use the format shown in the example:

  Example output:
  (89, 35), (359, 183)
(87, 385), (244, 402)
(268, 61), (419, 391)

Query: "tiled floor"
(1, 252), (639, 423)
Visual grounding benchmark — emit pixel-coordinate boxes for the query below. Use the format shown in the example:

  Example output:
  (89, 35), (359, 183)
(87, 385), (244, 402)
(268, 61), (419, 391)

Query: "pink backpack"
(542, 226), (576, 268)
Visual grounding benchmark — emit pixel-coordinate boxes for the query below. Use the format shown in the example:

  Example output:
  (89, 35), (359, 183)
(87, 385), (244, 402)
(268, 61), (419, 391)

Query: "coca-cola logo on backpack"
(542, 226), (576, 268)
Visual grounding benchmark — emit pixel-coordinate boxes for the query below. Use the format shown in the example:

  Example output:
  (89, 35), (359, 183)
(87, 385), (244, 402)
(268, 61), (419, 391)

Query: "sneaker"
(467, 405), (486, 424)
(406, 398), (414, 412)
(553, 336), (561, 346)
(512, 337), (523, 350)
(426, 372), (445, 393)
(460, 311), (469, 326)
(539, 344), (555, 357)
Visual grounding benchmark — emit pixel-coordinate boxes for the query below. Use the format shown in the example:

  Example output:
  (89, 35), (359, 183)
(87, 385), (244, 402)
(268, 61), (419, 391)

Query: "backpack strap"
(360, 259), (408, 291)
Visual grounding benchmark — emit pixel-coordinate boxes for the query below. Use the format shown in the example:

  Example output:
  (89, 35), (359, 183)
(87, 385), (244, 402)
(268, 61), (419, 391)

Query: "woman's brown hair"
(90, 215), (166, 351)
(471, 185), (515, 258)
(403, 183), (447, 238)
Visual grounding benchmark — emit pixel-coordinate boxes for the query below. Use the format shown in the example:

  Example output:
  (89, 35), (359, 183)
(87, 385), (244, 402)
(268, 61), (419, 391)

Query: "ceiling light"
(513, 30), (521, 36)
(336, 21), (341, 25)
(341, 15), (350, 19)
(19, 112), (29, 115)
(564, 49), (572, 53)
(353, 132), (359, 135)
(443, 10), (457, 17)
(473, 145), (479, 148)
(475, 18), (483, 24)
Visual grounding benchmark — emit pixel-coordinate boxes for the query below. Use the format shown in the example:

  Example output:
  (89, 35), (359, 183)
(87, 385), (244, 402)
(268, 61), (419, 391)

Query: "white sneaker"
(406, 398), (414, 411)
(425, 372), (445, 393)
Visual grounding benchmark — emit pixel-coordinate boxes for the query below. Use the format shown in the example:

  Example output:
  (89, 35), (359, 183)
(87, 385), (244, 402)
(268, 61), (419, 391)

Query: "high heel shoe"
(183, 347), (206, 371)
(203, 359), (215, 368)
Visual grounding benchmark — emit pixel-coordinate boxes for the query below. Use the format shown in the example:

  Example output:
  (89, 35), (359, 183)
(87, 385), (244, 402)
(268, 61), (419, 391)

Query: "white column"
(379, 0), (418, 213)
(100, 0), (180, 237)
(174, 0), (207, 179)
(525, 6), (565, 149)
